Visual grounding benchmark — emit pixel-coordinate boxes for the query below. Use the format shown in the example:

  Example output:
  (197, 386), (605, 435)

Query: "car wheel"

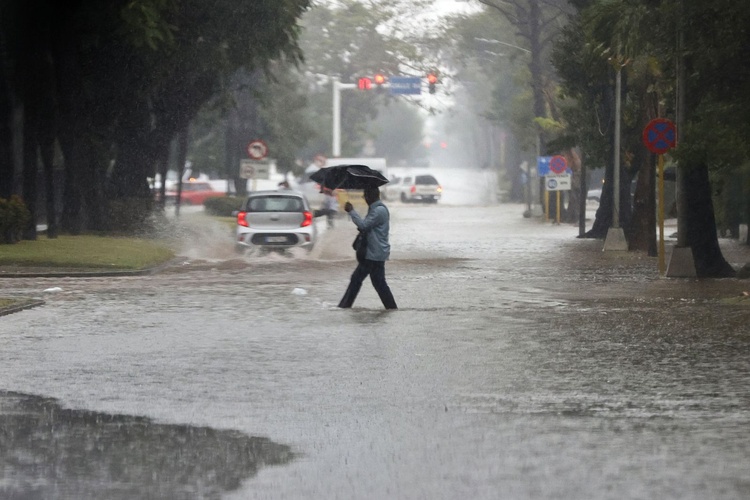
(400, 193), (408, 203)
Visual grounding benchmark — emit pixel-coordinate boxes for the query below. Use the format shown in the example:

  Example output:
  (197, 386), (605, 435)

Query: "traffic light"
(358, 77), (372, 90)
(374, 73), (386, 86)
(427, 73), (438, 94)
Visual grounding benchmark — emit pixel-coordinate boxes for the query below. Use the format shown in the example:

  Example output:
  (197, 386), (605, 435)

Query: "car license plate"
(266, 236), (287, 243)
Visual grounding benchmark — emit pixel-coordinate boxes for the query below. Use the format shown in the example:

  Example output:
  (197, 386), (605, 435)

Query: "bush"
(204, 196), (244, 217)
(0, 195), (31, 244)
(105, 197), (155, 234)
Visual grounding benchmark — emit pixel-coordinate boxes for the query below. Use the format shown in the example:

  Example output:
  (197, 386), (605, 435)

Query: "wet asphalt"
(1, 171), (749, 499)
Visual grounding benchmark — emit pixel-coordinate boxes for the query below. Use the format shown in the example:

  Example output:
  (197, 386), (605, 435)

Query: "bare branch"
(476, 0), (525, 26)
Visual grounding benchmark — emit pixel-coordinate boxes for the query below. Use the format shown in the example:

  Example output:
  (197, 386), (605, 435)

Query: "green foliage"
(0, 0), (312, 233)
(104, 197), (156, 234)
(204, 196), (244, 217)
(0, 196), (31, 244)
(119, 0), (177, 50)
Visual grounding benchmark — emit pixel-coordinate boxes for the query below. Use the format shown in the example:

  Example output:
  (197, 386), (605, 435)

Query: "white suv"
(398, 174), (442, 203)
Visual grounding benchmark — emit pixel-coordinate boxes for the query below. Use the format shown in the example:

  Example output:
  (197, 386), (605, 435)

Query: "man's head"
(364, 187), (380, 205)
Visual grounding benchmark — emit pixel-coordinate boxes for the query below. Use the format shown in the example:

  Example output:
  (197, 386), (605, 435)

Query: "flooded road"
(1, 170), (750, 499)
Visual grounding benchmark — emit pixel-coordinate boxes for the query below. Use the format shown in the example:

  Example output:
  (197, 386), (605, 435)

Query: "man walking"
(338, 187), (397, 310)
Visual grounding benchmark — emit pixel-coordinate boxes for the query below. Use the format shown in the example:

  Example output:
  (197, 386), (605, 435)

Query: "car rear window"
(246, 196), (303, 212)
(415, 175), (438, 185)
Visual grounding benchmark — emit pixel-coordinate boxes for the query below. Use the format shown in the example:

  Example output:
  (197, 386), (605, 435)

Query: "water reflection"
(0, 392), (294, 500)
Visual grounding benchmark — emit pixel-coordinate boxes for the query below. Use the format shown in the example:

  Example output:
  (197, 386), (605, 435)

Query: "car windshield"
(246, 196), (303, 212)
(415, 175), (438, 185)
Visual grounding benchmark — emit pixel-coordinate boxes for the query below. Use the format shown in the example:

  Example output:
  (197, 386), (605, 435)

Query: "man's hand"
(344, 202), (353, 213)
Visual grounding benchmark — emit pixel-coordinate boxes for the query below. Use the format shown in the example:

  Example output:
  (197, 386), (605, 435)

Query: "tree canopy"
(0, 0), (310, 234)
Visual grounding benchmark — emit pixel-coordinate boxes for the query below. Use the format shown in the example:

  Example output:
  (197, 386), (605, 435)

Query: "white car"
(234, 190), (317, 254)
(397, 174), (442, 203)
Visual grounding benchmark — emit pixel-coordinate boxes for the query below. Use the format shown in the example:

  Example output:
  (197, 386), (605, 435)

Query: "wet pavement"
(1, 169), (750, 499)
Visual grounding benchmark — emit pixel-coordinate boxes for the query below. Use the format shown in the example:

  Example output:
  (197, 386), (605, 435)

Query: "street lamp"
(603, 49), (629, 251)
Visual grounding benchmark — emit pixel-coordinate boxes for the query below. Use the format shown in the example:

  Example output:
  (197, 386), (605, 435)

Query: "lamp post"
(603, 49), (629, 251)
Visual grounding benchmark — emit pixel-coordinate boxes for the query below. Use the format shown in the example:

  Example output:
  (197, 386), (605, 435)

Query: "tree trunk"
(174, 122), (189, 217)
(226, 112), (245, 197)
(563, 148), (581, 223)
(40, 125), (57, 238)
(628, 150), (656, 254)
(110, 98), (154, 199)
(54, 39), (108, 233)
(21, 101), (38, 241)
(683, 159), (735, 277)
(0, 33), (14, 200)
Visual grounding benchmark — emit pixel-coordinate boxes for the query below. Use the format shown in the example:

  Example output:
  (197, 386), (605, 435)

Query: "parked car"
(398, 174), (442, 203)
(234, 190), (317, 254)
(162, 180), (225, 205)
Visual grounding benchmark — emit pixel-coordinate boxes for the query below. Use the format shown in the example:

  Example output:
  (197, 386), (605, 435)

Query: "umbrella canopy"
(309, 164), (389, 190)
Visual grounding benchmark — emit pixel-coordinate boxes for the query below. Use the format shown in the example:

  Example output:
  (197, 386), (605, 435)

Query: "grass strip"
(0, 235), (174, 270)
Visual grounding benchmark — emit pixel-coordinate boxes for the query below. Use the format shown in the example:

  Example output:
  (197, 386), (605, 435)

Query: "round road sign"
(247, 139), (269, 160)
(642, 118), (676, 154)
(549, 155), (568, 174)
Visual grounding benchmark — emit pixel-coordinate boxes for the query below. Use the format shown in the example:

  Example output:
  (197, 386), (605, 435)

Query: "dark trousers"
(338, 259), (397, 309)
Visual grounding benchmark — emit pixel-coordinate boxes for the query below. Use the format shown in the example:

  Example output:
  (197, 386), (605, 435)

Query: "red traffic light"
(374, 73), (386, 85)
(427, 73), (438, 94)
(358, 77), (372, 90)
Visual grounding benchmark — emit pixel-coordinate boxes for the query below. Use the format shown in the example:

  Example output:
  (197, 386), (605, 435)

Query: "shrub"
(204, 196), (244, 217)
(0, 195), (31, 244)
(105, 197), (155, 234)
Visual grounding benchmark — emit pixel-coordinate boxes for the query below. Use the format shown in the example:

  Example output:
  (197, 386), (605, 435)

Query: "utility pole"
(666, 0), (696, 276)
(332, 77), (356, 157)
(603, 48), (628, 251)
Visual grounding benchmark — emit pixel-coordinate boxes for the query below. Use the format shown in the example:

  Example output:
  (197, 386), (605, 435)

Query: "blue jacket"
(350, 200), (391, 261)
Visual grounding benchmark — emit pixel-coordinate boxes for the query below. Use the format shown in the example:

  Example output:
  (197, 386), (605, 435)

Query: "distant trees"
(0, 0), (310, 235)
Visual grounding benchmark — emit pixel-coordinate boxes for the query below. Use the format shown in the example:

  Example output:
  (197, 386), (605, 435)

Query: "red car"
(162, 181), (225, 205)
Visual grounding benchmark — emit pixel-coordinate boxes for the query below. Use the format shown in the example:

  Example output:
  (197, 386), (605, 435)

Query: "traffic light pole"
(332, 77), (356, 157)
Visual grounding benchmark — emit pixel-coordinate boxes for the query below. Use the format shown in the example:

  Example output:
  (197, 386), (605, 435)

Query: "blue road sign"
(537, 156), (552, 176)
(538, 156), (571, 176)
(389, 76), (422, 95)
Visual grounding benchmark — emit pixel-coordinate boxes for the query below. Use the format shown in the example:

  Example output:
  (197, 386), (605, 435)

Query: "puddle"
(0, 391), (294, 500)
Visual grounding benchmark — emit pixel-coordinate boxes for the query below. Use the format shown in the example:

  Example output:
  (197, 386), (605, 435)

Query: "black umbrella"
(309, 164), (389, 190)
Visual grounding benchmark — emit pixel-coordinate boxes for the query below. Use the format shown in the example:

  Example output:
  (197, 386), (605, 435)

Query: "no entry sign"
(642, 118), (676, 154)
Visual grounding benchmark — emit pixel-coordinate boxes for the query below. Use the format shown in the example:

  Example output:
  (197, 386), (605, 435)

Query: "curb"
(0, 299), (45, 317)
(0, 258), (180, 279)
